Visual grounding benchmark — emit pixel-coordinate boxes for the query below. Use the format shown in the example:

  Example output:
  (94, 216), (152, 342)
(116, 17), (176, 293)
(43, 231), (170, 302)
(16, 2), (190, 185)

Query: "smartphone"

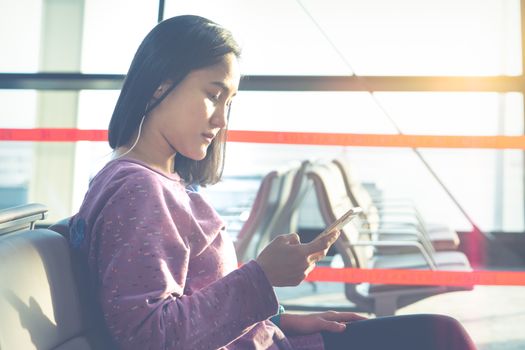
(316, 207), (363, 240)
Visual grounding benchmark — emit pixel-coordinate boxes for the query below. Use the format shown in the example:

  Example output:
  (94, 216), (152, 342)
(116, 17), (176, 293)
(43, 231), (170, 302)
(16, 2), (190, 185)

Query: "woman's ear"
(153, 81), (173, 99)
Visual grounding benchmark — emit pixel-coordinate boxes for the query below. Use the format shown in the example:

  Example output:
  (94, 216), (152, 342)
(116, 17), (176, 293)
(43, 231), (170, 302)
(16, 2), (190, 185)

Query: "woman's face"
(148, 53), (240, 161)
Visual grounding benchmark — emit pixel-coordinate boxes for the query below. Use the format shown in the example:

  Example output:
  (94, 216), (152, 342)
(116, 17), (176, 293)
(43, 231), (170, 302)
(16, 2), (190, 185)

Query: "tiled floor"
(275, 282), (525, 349)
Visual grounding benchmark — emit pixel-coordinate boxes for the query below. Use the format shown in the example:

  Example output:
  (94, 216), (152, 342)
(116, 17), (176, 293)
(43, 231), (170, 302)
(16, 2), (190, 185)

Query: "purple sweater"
(72, 158), (325, 350)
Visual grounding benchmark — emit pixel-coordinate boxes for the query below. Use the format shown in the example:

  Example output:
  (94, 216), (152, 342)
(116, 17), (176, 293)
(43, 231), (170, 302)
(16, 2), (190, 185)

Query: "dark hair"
(108, 15), (241, 186)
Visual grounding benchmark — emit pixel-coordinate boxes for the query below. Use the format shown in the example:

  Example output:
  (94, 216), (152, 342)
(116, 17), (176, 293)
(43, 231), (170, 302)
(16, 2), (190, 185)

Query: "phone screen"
(316, 207), (362, 240)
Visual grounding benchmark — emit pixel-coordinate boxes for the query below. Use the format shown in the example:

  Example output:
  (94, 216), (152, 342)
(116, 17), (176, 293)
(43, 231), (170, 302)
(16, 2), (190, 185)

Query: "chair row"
(234, 158), (473, 316)
(332, 158), (460, 252)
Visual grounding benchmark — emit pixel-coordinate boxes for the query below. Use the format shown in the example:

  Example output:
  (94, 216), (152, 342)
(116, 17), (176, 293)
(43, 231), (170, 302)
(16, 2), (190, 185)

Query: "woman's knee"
(423, 314), (464, 331)
(416, 314), (475, 349)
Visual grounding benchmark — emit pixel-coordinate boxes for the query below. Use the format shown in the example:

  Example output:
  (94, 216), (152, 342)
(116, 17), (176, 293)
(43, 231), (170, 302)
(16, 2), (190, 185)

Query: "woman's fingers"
(322, 311), (369, 322)
(256, 233), (314, 286)
(303, 230), (340, 255)
(318, 319), (347, 333)
(308, 251), (327, 263)
(303, 230), (340, 263)
(285, 233), (301, 245)
(256, 230), (341, 287)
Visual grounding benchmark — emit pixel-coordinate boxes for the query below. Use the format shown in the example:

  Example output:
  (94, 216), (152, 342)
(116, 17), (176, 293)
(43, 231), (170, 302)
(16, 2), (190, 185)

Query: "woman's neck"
(114, 146), (176, 176)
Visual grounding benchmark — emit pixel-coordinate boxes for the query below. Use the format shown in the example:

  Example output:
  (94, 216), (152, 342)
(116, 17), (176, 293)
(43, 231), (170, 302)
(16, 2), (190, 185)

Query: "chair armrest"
(351, 240), (437, 270)
(377, 209), (421, 218)
(371, 195), (415, 205)
(374, 203), (417, 212)
(373, 228), (435, 253)
(359, 227), (427, 240)
(359, 227), (435, 255)
(0, 203), (48, 235)
(377, 220), (426, 233)
(378, 211), (425, 225)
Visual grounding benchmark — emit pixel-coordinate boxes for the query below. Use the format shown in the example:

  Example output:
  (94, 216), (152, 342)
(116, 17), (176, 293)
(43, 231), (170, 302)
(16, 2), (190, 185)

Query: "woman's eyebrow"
(211, 81), (237, 96)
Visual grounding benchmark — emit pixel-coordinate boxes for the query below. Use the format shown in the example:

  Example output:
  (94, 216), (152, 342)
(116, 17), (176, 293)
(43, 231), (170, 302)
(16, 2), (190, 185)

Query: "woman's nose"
(211, 105), (228, 128)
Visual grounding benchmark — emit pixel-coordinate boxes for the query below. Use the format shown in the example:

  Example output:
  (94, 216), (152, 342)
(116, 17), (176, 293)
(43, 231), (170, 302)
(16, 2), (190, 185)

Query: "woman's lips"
(202, 133), (215, 143)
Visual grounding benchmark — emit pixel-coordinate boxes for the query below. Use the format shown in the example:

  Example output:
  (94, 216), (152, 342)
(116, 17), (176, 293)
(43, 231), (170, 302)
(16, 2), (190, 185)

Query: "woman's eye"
(208, 93), (220, 102)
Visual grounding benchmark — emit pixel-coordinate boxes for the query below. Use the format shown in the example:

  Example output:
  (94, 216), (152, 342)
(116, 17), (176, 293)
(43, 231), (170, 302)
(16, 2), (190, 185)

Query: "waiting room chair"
(234, 163), (303, 263)
(306, 163), (473, 316)
(0, 203), (98, 350)
(259, 160), (313, 246)
(332, 157), (460, 251)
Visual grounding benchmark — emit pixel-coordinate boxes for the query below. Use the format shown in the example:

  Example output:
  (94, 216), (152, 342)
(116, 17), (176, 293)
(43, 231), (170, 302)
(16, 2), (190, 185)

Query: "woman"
(71, 15), (477, 350)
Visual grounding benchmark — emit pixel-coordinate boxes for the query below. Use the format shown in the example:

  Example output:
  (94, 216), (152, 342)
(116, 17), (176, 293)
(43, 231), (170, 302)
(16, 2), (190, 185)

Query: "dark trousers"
(321, 314), (477, 350)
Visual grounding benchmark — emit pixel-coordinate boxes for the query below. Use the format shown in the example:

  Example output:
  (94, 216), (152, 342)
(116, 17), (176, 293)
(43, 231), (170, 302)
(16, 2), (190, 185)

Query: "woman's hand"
(255, 231), (340, 287)
(278, 311), (368, 335)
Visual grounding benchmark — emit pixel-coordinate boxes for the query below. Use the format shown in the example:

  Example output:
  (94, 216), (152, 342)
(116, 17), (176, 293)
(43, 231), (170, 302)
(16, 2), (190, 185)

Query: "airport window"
(0, 0), (42, 73)
(81, 0), (158, 73)
(0, 90), (37, 207)
(1, 1), (525, 348)
(0, 1), (522, 228)
(165, 0), (521, 76)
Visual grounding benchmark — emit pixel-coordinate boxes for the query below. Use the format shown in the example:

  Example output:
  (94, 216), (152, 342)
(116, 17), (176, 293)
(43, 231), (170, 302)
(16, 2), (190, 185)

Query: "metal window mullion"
(521, 0), (525, 230)
(0, 74), (524, 92)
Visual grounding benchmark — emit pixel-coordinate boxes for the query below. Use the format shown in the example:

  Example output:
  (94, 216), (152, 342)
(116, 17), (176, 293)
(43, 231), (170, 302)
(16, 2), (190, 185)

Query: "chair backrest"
(235, 162), (306, 262)
(234, 169), (284, 262)
(269, 160), (313, 238)
(306, 162), (370, 268)
(306, 163), (381, 311)
(332, 158), (380, 231)
(0, 204), (94, 350)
